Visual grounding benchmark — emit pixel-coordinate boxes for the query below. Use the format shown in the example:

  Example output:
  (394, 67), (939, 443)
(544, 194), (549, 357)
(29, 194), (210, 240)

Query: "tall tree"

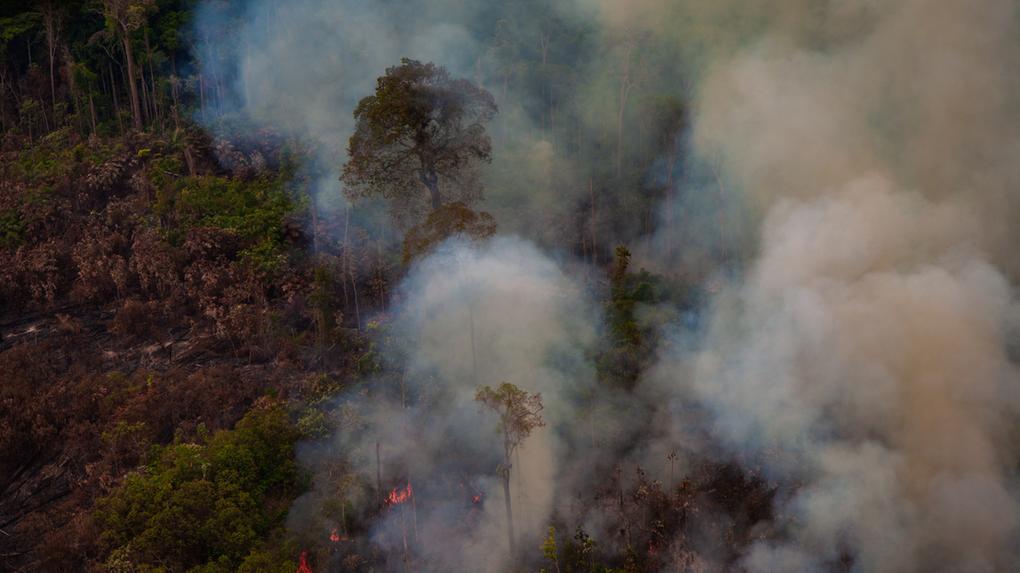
(37, 0), (62, 118)
(101, 0), (151, 131)
(475, 382), (545, 561)
(342, 58), (497, 225)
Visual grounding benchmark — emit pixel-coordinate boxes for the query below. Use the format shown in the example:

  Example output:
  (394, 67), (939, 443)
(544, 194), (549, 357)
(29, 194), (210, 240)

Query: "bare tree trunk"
(376, 441), (382, 508)
(352, 259), (362, 331)
(198, 72), (205, 114)
(420, 168), (441, 210)
(469, 303), (478, 385)
(341, 205), (351, 311)
(375, 240), (387, 306)
(63, 46), (83, 134)
(43, 6), (57, 117)
(139, 62), (150, 123)
(88, 91), (97, 135)
(664, 138), (679, 260)
(144, 28), (159, 126)
(589, 178), (597, 266)
(0, 72), (7, 132)
(540, 31), (550, 131)
(120, 29), (143, 131)
(616, 42), (635, 178)
(346, 206), (362, 331)
(503, 459), (516, 560)
(400, 502), (409, 567)
(109, 63), (123, 133)
(310, 195), (320, 255)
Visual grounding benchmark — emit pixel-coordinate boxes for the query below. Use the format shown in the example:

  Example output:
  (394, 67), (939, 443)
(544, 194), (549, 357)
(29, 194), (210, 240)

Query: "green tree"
(475, 381), (545, 561)
(598, 245), (666, 389)
(341, 58), (497, 225)
(95, 401), (301, 572)
(541, 526), (561, 573)
(101, 0), (153, 131)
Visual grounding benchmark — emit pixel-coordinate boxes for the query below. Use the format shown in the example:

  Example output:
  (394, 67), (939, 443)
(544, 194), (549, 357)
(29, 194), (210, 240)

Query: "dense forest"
(2, 1), (1020, 572)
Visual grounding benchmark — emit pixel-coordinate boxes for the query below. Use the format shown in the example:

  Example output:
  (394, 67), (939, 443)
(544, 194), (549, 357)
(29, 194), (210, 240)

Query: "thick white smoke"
(396, 235), (598, 562)
(657, 0), (1020, 570)
(290, 237), (599, 572)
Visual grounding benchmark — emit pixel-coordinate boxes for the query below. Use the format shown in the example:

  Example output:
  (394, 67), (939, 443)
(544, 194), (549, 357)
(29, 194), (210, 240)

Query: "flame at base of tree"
(295, 550), (313, 573)
(387, 481), (413, 506)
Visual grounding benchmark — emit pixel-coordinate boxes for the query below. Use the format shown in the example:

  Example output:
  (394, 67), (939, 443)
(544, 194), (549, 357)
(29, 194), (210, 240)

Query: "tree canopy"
(475, 381), (545, 560)
(341, 58), (497, 226)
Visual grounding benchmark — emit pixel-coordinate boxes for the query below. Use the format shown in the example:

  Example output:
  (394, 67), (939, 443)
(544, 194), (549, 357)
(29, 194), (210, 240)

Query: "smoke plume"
(192, 0), (1020, 570)
(659, 0), (1020, 570)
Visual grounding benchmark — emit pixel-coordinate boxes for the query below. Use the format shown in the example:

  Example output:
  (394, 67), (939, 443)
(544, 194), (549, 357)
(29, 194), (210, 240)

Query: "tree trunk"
(88, 91), (97, 135)
(108, 63), (123, 133)
(376, 441), (382, 508)
(664, 138), (679, 260)
(139, 63), (150, 123)
(43, 8), (57, 116)
(540, 32), (550, 131)
(63, 46), (82, 134)
(120, 29), (143, 131)
(198, 72), (205, 114)
(589, 178), (597, 266)
(144, 28), (159, 125)
(420, 168), (441, 210)
(502, 457), (516, 560)
(310, 196), (319, 254)
(469, 303), (478, 385)
(346, 205), (362, 331)
(616, 42), (635, 178)
(0, 72), (7, 132)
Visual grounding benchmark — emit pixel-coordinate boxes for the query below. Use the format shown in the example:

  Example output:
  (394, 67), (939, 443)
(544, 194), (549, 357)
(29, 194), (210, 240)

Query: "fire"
(387, 482), (413, 505)
(329, 527), (348, 543)
(295, 550), (313, 573)
(472, 494), (482, 504)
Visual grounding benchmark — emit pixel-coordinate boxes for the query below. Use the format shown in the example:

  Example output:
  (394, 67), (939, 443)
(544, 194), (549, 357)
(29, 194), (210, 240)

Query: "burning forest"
(2, 0), (1020, 572)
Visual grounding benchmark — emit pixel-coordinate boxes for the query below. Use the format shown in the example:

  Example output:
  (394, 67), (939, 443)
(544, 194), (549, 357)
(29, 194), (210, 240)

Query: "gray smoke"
(193, 0), (1020, 570)
(289, 237), (600, 571)
(653, 0), (1020, 570)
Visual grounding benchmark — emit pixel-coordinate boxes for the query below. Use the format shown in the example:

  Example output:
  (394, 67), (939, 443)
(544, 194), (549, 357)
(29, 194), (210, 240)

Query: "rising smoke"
(194, 0), (1020, 571)
(672, 1), (1020, 571)
(288, 237), (600, 571)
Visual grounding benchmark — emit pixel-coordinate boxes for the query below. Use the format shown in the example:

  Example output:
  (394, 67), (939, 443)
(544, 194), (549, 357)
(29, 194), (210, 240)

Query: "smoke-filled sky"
(196, 0), (1020, 571)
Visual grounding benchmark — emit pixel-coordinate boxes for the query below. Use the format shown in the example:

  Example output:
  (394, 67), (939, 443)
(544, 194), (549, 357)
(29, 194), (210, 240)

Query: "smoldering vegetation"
(186, 0), (1020, 571)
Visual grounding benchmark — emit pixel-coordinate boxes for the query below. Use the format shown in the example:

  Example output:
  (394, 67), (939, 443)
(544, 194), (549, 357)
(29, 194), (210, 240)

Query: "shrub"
(95, 401), (301, 572)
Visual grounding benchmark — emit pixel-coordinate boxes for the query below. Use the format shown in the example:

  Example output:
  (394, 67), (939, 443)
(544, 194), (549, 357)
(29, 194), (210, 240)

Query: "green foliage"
(599, 246), (669, 389)
(0, 12), (40, 47)
(0, 209), (25, 249)
(157, 174), (295, 268)
(342, 58), (497, 224)
(236, 545), (298, 573)
(173, 176), (292, 240)
(541, 526), (560, 573)
(95, 401), (302, 572)
(7, 130), (118, 185)
(475, 382), (546, 454)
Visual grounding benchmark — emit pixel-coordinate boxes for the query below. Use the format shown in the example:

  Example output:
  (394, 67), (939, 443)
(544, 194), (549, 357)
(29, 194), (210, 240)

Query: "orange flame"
(472, 494), (482, 504)
(295, 550), (313, 573)
(386, 482), (413, 506)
